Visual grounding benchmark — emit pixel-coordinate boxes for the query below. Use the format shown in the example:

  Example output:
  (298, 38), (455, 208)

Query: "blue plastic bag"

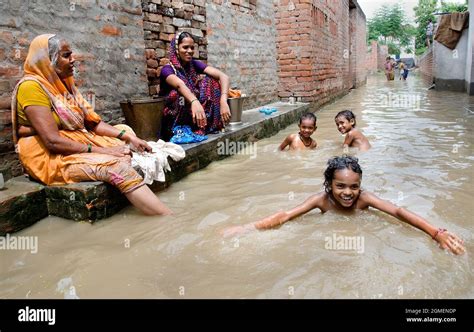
(259, 107), (278, 115)
(170, 125), (208, 144)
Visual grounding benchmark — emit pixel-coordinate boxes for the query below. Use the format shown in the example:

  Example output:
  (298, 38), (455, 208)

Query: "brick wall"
(377, 44), (389, 71)
(366, 40), (389, 73)
(275, 0), (362, 105)
(0, 0), (149, 178)
(206, 0), (278, 108)
(418, 48), (434, 86)
(366, 40), (378, 74)
(142, 0), (208, 96)
(349, 3), (367, 88)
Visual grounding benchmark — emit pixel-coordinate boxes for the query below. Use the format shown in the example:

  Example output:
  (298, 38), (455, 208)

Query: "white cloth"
(131, 140), (185, 184)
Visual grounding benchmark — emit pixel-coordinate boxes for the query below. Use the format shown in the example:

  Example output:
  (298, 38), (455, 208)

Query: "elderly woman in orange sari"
(11, 34), (171, 215)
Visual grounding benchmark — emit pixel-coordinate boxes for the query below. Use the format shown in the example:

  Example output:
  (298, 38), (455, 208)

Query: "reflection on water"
(1, 75), (473, 299)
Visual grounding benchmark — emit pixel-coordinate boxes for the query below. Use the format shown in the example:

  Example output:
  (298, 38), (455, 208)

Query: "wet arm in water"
(343, 131), (354, 148)
(363, 192), (465, 255)
(279, 135), (292, 151)
(222, 193), (324, 237)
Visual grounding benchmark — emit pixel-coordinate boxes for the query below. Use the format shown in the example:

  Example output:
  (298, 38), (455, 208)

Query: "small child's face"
(298, 119), (317, 138)
(331, 168), (361, 208)
(335, 116), (354, 134)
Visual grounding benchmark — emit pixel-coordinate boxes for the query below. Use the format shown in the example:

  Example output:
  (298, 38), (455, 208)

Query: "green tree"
(413, 0), (437, 53)
(440, 1), (468, 13)
(413, 0), (468, 54)
(367, 4), (415, 55)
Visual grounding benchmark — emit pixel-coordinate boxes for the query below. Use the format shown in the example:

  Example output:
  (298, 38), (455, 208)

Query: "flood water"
(1, 74), (473, 299)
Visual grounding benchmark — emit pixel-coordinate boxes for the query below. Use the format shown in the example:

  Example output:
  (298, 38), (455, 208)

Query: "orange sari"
(11, 34), (143, 193)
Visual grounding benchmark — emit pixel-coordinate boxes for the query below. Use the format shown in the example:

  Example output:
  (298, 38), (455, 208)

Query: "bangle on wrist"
(117, 129), (126, 139)
(87, 143), (92, 153)
(432, 228), (447, 240)
(190, 98), (198, 104)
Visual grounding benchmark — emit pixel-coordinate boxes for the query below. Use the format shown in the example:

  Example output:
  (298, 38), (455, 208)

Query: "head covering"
(167, 32), (198, 91)
(12, 34), (101, 143)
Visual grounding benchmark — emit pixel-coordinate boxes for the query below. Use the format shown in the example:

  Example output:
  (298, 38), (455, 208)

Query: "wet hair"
(176, 31), (195, 45)
(299, 112), (317, 126)
(323, 156), (362, 193)
(48, 35), (66, 68)
(335, 110), (356, 127)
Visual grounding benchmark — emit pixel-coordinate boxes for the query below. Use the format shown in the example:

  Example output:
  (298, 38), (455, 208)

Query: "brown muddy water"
(1, 75), (473, 299)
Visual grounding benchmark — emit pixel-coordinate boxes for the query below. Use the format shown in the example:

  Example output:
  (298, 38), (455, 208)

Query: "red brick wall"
(366, 40), (378, 74)
(419, 48), (434, 85)
(366, 40), (390, 73)
(378, 44), (389, 71)
(207, 1), (278, 109)
(350, 3), (367, 88)
(275, 0), (363, 105)
(142, 0), (208, 96)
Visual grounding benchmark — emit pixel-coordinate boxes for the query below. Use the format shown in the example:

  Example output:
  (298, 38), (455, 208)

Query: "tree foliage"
(367, 4), (415, 55)
(439, 1), (468, 13)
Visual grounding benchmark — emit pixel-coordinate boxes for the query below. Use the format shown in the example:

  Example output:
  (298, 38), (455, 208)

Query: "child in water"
(335, 110), (371, 152)
(222, 156), (465, 255)
(279, 113), (318, 151)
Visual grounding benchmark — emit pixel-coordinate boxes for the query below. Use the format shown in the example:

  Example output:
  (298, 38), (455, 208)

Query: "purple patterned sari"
(159, 37), (223, 141)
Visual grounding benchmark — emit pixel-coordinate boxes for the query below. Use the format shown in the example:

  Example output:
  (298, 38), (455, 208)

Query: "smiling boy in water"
(335, 110), (371, 152)
(223, 156), (465, 255)
(279, 113), (318, 151)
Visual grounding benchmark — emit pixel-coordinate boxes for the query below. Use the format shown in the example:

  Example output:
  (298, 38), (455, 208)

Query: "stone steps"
(0, 101), (310, 235)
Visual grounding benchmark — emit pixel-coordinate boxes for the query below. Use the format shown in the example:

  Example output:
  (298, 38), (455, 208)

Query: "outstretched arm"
(222, 193), (325, 237)
(363, 192), (465, 255)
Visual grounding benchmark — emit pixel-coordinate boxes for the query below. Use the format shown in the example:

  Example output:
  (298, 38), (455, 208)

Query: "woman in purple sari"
(159, 31), (231, 141)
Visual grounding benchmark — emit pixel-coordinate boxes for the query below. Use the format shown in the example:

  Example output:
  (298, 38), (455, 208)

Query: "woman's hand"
(126, 135), (152, 153)
(191, 100), (207, 129)
(220, 99), (231, 124)
(97, 145), (132, 157)
(435, 230), (465, 255)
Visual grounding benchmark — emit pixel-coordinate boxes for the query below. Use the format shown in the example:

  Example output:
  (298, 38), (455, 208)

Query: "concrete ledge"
(0, 101), (309, 234)
(163, 101), (310, 185)
(435, 78), (466, 92)
(45, 182), (128, 221)
(0, 177), (47, 236)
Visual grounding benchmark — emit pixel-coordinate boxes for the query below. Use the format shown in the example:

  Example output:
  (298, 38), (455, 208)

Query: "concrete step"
(0, 176), (47, 235)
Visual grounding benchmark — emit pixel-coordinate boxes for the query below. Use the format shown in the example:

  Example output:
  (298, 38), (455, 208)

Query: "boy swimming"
(335, 110), (371, 152)
(279, 113), (317, 151)
(222, 156), (465, 255)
